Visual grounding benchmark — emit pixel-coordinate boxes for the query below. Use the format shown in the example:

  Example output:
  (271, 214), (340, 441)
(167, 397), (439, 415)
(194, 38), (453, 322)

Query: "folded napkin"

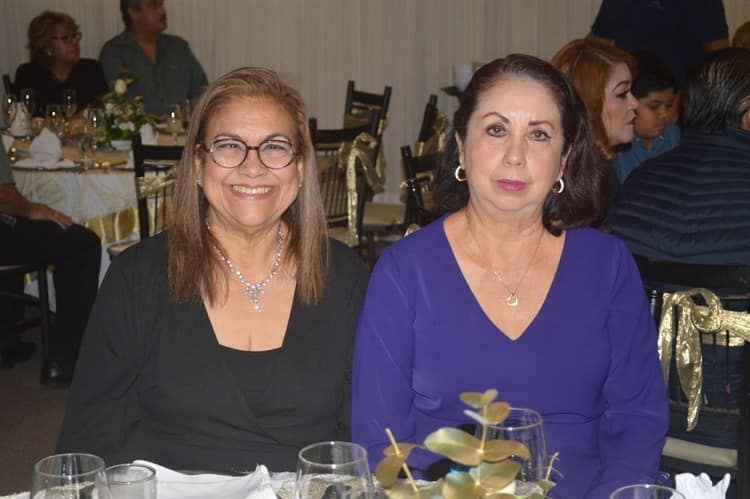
(13, 129), (74, 168)
(675, 472), (730, 499)
(133, 460), (277, 499)
(140, 123), (158, 145)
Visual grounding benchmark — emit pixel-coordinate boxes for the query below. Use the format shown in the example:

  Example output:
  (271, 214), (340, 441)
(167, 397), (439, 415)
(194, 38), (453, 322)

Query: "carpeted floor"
(0, 326), (68, 495)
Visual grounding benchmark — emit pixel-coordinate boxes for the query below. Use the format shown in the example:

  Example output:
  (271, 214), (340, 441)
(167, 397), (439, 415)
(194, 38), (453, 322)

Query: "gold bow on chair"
(135, 167), (177, 200)
(658, 288), (750, 431)
(415, 112), (449, 157)
(337, 133), (378, 247)
(343, 112), (386, 193)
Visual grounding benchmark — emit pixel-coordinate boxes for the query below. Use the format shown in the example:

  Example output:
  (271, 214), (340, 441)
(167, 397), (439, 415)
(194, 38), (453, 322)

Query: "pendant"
(505, 293), (519, 307)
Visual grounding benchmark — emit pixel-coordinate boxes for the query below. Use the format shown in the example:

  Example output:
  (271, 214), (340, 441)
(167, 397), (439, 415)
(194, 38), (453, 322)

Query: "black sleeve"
(590, 0), (618, 38)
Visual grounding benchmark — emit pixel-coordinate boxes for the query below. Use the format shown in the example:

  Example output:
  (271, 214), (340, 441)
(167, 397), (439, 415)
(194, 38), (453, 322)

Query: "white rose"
(118, 122), (131, 130)
(114, 79), (127, 95)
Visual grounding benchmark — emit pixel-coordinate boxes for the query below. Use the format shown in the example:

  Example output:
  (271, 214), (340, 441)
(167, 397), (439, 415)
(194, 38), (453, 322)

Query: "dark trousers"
(0, 218), (100, 365)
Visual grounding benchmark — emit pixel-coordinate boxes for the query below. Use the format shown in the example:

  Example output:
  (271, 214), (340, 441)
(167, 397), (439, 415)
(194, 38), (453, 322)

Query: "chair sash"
(414, 112), (449, 156)
(658, 288), (750, 431)
(336, 133), (378, 247)
(343, 113), (386, 193)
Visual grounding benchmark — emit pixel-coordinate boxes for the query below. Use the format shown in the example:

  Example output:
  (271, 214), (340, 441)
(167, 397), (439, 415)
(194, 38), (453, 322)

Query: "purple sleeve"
(584, 242), (669, 497)
(351, 249), (436, 474)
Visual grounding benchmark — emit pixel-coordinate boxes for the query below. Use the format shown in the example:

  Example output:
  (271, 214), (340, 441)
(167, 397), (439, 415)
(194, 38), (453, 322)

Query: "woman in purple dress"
(351, 55), (668, 498)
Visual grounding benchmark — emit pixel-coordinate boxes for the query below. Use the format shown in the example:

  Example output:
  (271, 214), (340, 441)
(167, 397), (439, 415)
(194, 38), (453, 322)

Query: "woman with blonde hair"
(15, 11), (107, 115)
(58, 67), (369, 473)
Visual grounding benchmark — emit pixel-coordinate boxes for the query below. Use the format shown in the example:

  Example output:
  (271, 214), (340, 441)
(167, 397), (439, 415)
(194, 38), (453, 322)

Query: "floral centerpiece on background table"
(94, 75), (157, 150)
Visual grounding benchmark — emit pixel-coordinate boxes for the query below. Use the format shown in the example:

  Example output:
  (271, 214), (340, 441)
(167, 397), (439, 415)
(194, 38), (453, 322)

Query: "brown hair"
(168, 67), (328, 305)
(551, 38), (636, 159)
(733, 21), (750, 50)
(27, 11), (78, 65)
(437, 55), (610, 234)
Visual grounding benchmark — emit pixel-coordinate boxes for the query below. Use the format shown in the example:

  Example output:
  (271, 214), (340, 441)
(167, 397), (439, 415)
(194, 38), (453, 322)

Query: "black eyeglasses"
(200, 137), (297, 169)
(51, 32), (82, 43)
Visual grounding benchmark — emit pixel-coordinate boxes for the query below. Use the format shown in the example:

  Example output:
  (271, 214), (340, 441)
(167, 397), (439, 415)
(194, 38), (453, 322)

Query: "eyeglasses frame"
(50, 32), (83, 43)
(198, 137), (298, 170)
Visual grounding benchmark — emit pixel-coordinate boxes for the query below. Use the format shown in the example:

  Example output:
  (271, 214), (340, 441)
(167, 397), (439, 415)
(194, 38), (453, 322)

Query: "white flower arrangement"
(94, 77), (156, 144)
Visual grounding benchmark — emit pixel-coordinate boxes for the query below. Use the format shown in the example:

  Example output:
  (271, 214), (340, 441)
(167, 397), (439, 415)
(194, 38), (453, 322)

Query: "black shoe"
(2, 338), (36, 363)
(41, 361), (73, 388)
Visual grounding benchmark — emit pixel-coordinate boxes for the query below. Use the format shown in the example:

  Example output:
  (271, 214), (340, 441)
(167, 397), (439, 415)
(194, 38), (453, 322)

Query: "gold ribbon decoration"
(415, 111), (449, 156)
(135, 167), (177, 200)
(84, 207), (138, 245)
(337, 132), (378, 247)
(343, 112), (387, 193)
(658, 288), (750, 431)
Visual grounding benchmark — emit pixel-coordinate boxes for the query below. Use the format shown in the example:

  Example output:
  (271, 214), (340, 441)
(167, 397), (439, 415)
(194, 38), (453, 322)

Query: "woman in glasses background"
(14, 11), (108, 116)
(57, 67), (369, 473)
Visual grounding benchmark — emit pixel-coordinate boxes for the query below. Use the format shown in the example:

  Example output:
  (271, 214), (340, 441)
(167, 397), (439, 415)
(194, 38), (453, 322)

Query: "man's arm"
(0, 184), (72, 229)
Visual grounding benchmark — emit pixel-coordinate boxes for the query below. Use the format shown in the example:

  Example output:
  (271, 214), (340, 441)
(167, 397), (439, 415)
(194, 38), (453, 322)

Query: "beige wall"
(2, 0), (749, 199)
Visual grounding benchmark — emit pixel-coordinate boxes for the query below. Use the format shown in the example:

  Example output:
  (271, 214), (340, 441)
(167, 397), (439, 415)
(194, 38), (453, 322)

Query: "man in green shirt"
(0, 141), (100, 387)
(100, 0), (208, 115)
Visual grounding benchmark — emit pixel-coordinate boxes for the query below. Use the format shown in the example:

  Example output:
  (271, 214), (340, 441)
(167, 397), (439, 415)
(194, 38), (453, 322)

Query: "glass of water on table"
(30, 453), (111, 498)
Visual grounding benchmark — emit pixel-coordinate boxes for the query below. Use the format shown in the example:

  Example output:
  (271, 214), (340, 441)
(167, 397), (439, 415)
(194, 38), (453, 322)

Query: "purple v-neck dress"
(352, 217), (668, 498)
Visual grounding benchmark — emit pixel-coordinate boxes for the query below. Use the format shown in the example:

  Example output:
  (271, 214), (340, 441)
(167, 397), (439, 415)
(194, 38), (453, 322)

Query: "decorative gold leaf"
(424, 428), (482, 466)
(464, 409), (491, 427)
(443, 471), (480, 499)
(383, 480), (443, 499)
(482, 439), (531, 462)
(483, 402), (511, 425)
(375, 454), (409, 488)
(538, 478), (557, 492)
(382, 443), (421, 457)
(476, 460), (521, 491)
(483, 494), (517, 499)
(460, 389), (499, 409)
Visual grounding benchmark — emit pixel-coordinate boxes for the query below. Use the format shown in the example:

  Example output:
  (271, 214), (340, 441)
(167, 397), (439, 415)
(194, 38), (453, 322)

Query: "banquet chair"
(310, 117), (376, 255)
(344, 80), (392, 139)
(634, 256), (750, 497)
(415, 94), (449, 157)
(400, 145), (444, 228)
(107, 135), (182, 257)
(0, 264), (52, 365)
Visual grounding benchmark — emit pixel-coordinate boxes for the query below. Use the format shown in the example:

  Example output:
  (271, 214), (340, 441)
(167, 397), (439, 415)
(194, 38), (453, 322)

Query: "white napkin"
(140, 123), (158, 145)
(675, 472), (731, 499)
(133, 460), (277, 499)
(13, 129), (74, 168)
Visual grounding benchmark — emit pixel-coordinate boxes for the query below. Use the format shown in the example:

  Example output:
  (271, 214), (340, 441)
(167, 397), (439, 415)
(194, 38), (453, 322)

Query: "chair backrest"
(415, 94), (449, 156)
(400, 145), (444, 227)
(2, 74), (13, 95)
(634, 256), (750, 490)
(310, 117), (377, 247)
(344, 80), (392, 139)
(132, 134), (183, 240)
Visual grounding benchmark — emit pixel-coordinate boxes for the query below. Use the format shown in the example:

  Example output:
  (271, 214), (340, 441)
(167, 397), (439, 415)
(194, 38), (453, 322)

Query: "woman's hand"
(28, 202), (73, 229)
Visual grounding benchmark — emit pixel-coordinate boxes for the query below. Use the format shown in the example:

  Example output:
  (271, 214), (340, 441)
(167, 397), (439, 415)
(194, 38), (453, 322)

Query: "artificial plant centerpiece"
(375, 389), (557, 499)
(94, 73), (157, 146)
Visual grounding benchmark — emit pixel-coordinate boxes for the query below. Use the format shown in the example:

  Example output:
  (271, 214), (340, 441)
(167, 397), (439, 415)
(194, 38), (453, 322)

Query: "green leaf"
(375, 454), (409, 488)
(443, 471), (480, 499)
(483, 402), (511, 425)
(476, 460), (521, 492)
(538, 478), (556, 492)
(460, 389), (499, 409)
(464, 409), (491, 427)
(382, 443), (420, 457)
(482, 439), (530, 462)
(482, 494), (517, 499)
(527, 493), (545, 499)
(424, 428), (482, 466)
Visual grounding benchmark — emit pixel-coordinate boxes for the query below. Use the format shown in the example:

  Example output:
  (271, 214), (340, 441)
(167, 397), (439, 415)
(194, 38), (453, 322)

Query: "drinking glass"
(609, 484), (686, 499)
(46, 104), (64, 136)
(477, 407), (547, 496)
(31, 453), (111, 499)
(295, 441), (373, 499)
(78, 126), (95, 169)
(3, 94), (17, 129)
(180, 99), (192, 132)
(106, 463), (157, 499)
(165, 104), (182, 144)
(21, 88), (36, 116)
(63, 89), (77, 120)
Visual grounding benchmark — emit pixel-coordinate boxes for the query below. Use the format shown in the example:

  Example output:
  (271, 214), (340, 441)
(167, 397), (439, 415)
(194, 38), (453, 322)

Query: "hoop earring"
(454, 164), (467, 183)
(552, 178), (565, 195)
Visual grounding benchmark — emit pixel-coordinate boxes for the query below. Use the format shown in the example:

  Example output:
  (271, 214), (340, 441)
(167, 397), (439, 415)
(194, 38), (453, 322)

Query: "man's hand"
(27, 202), (73, 229)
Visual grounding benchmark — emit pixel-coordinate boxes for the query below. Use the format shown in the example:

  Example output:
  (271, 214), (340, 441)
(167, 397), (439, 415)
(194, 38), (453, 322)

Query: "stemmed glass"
(477, 407), (549, 496)
(21, 88), (36, 116)
(165, 104), (182, 144)
(295, 441), (373, 499)
(31, 453), (111, 499)
(3, 93), (17, 130)
(180, 99), (192, 132)
(87, 109), (107, 165)
(63, 89), (77, 134)
(609, 484), (686, 499)
(46, 104), (64, 136)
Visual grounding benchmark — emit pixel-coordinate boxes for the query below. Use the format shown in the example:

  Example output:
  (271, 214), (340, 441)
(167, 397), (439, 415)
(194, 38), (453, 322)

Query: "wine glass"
(31, 453), (111, 499)
(609, 484), (686, 499)
(3, 93), (17, 129)
(180, 98), (192, 132)
(477, 407), (548, 496)
(78, 125), (94, 169)
(46, 104), (64, 136)
(165, 104), (182, 144)
(21, 88), (36, 116)
(63, 89), (77, 134)
(105, 464), (157, 499)
(295, 441), (373, 499)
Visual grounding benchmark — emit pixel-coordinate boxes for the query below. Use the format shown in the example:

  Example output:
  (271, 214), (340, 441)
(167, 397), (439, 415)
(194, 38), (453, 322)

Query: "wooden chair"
(310, 118), (377, 253)
(400, 145), (443, 228)
(634, 256), (750, 497)
(107, 135), (182, 257)
(415, 94), (449, 156)
(344, 80), (392, 139)
(0, 264), (52, 365)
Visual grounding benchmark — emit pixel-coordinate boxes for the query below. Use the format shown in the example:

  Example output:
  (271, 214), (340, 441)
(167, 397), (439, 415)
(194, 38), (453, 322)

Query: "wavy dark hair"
(681, 48), (750, 133)
(436, 54), (609, 235)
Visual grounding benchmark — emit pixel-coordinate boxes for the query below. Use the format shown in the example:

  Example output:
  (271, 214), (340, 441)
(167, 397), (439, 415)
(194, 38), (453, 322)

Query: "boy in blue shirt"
(616, 52), (680, 183)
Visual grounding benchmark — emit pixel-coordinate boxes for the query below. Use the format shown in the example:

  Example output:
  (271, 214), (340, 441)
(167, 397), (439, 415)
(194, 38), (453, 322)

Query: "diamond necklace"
(467, 216), (544, 308)
(212, 226), (285, 312)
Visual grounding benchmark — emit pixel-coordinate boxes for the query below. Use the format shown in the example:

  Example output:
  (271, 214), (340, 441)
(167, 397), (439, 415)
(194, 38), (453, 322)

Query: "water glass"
(46, 104), (64, 136)
(609, 484), (686, 499)
(106, 464), (157, 499)
(478, 407), (547, 496)
(165, 104), (182, 143)
(31, 453), (111, 499)
(180, 99), (192, 132)
(63, 89), (77, 120)
(3, 94), (17, 128)
(295, 441), (372, 499)
(21, 88), (36, 116)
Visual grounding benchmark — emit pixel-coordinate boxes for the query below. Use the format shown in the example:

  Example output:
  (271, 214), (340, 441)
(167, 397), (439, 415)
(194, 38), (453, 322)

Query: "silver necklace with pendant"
(211, 225), (285, 312)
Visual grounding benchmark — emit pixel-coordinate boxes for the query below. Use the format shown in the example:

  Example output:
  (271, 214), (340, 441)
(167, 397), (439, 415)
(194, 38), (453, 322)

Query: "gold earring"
(552, 178), (565, 195)
(454, 164), (467, 182)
